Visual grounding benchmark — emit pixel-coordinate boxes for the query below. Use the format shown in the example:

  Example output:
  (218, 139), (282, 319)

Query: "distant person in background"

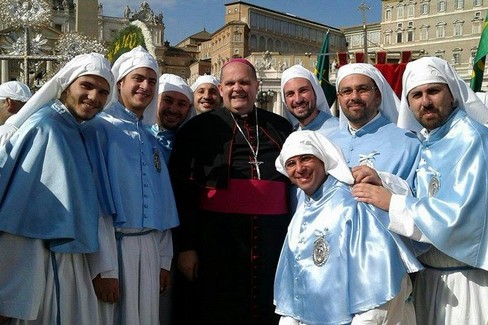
(150, 73), (194, 163)
(0, 81), (32, 125)
(190, 75), (221, 114)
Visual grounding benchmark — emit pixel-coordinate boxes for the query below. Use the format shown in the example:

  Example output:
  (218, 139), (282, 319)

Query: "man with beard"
(169, 58), (292, 324)
(150, 73), (194, 163)
(330, 63), (420, 190)
(281, 64), (338, 136)
(353, 56), (488, 325)
(191, 75), (221, 114)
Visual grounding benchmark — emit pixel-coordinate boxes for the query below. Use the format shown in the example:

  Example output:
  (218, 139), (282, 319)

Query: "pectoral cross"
(249, 156), (263, 180)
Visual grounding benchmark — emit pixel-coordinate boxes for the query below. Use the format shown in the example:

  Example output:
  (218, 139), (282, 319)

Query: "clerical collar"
(348, 111), (381, 135)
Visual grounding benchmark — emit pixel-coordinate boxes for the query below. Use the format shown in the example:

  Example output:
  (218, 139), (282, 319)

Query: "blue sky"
(100, 0), (382, 45)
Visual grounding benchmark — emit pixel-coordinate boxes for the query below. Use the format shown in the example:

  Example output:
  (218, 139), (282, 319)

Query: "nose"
(421, 93), (432, 107)
(295, 160), (307, 173)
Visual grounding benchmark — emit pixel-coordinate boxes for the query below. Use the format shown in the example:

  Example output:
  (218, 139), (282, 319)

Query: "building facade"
(381, 0), (487, 82)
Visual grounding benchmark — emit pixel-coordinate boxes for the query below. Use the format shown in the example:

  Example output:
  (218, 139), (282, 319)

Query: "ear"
(5, 98), (17, 113)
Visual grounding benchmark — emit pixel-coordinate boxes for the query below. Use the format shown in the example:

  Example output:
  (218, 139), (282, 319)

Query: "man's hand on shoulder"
(352, 165), (382, 186)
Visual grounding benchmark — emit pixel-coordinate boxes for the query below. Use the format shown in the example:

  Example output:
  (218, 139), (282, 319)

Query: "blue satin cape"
(274, 177), (422, 325)
(404, 108), (488, 270)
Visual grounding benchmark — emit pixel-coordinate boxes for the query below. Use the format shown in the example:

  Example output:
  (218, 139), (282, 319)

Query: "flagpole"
(358, 0), (370, 63)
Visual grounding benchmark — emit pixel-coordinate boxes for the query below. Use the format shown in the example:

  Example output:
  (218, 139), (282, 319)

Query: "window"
(407, 30), (414, 42)
(397, 31), (403, 43)
(454, 21), (464, 36)
(471, 48), (478, 63)
(437, 0), (446, 12)
(474, 0), (482, 6)
(407, 3), (415, 17)
(455, 0), (464, 9)
(436, 22), (446, 38)
(397, 5), (404, 18)
(473, 20), (483, 34)
(420, 26), (429, 40)
(453, 51), (461, 64)
(385, 8), (392, 20)
(385, 32), (392, 45)
(420, 3), (430, 15)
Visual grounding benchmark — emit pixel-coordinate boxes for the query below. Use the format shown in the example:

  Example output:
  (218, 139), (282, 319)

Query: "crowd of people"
(0, 47), (487, 325)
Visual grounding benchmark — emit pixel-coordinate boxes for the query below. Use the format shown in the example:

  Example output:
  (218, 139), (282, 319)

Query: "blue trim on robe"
(274, 177), (422, 325)
(148, 124), (176, 164)
(405, 108), (488, 270)
(93, 102), (179, 231)
(0, 100), (100, 253)
(329, 113), (420, 190)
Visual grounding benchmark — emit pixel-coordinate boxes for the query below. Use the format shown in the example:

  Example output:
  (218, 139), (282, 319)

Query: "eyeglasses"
(338, 85), (377, 97)
(284, 154), (316, 170)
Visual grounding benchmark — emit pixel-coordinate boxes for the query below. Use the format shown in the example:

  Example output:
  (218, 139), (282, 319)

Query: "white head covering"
(398, 56), (488, 132)
(159, 73), (193, 102)
(336, 63), (400, 127)
(275, 130), (354, 185)
(0, 81), (32, 102)
(109, 46), (160, 125)
(158, 73), (195, 125)
(0, 53), (114, 142)
(190, 75), (219, 92)
(280, 64), (332, 116)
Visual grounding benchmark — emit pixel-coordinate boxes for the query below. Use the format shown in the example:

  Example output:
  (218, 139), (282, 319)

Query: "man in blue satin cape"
(274, 130), (422, 325)
(353, 56), (488, 325)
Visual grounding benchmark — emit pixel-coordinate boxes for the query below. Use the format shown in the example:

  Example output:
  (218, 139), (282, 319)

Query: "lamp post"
(256, 79), (275, 109)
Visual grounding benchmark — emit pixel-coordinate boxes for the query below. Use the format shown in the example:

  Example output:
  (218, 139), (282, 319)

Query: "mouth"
(83, 102), (98, 110)
(421, 109), (438, 118)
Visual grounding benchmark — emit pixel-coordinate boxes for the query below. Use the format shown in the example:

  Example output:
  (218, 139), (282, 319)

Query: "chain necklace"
(230, 109), (263, 180)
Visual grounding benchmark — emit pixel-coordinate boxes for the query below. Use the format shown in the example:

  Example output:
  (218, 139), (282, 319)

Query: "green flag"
(314, 31), (337, 107)
(470, 12), (488, 92)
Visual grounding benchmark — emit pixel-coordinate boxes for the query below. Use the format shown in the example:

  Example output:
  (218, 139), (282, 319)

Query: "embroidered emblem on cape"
(428, 175), (440, 197)
(358, 151), (379, 168)
(313, 236), (329, 267)
(153, 150), (161, 173)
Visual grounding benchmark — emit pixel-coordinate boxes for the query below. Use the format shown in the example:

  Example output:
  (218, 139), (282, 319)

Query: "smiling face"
(337, 74), (381, 129)
(157, 91), (192, 130)
(118, 67), (157, 117)
(407, 82), (454, 131)
(285, 154), (327, 196)
(193, 83), (221, 114)
(218, 62), (259, 115)
(61, 74), (110, 122)
(283, 77), (319, 126)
